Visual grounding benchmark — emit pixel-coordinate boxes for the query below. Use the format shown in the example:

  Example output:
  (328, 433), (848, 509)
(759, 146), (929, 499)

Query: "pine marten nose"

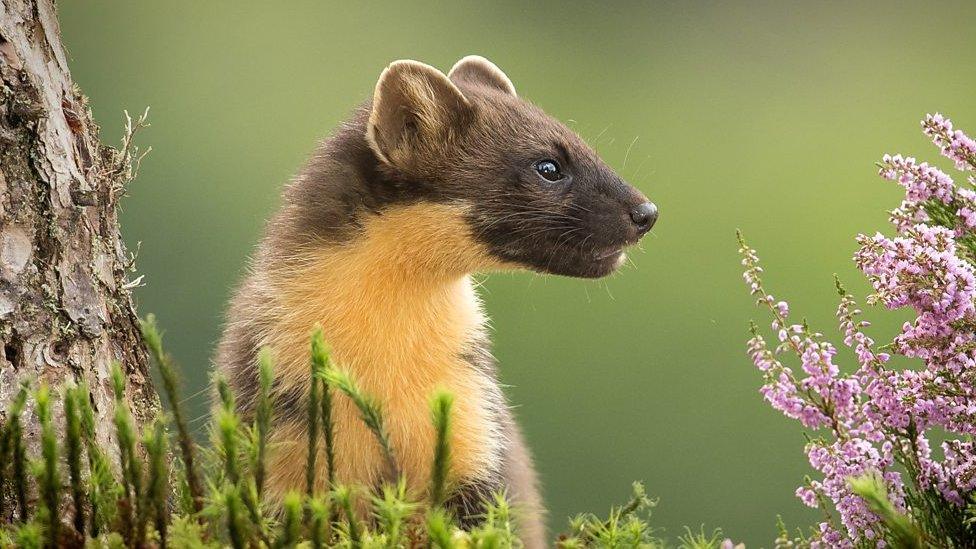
(630, 202), (658, 235)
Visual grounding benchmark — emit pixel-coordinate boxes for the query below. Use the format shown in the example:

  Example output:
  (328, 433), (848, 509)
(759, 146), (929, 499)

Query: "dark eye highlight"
(534, 159), (563, 182)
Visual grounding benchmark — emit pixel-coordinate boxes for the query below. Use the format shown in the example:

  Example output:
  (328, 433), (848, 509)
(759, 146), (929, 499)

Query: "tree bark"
(0, 0), (159, 493)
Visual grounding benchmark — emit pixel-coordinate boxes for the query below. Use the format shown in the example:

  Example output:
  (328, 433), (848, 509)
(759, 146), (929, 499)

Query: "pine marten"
(216, 56), (657, 547)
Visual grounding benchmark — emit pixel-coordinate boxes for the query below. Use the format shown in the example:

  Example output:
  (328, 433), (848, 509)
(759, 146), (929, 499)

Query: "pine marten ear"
(367, 60), (473, 168)
(448, 55), (516, 97)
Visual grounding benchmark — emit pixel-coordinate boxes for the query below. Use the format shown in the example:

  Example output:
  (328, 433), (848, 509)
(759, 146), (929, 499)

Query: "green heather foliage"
(0, 319), (742, 548)
(429, 391), (454, 509)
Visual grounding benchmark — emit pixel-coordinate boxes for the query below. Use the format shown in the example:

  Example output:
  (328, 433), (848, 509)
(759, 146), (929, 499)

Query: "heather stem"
(140, 314), (205, 516)
(225, 485), (245, 549)
(35, 384), (60, 547)
(3, 382), (29, 522)
(429, 390), (454, 508)
(306, 352), (321, 497)
(76, 380), (110, 537)
(738, 230), (847, 437)
(308, 496), (329, 549)
(311, 328), (336, 491)
(11, 414), (27, 522)
(277, 491), (302, 548)
(112, 362), (142, 544)
(145, 417), (169, 547)
(334, 485), (361, 546)
(318, 368), (399, 480)
(255, 347), (274, 498)
(63, 385), (85, 536)
(216, 376), (240, 485)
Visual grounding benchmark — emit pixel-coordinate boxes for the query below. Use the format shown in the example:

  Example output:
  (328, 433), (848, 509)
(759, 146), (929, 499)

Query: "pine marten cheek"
(472, 235), (523, 272)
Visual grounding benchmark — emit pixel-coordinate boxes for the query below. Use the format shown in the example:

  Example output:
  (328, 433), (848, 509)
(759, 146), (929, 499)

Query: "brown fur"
(217, 56), (655, 549)
(449, 55), (517, 97)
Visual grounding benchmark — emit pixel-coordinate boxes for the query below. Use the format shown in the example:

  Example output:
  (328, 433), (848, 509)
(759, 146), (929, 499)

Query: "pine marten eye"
(534, 159), (564, 182)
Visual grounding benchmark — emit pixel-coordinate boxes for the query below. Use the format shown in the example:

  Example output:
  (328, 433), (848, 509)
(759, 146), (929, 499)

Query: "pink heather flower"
(923, 113), (976, 172)
(854, 225), (975, 322)
(836, 292), (890, 372)
(796, 485), (818, 507)
(811, 522), (850, 549)
(804, 439), (903, 539)
(741, 114), (976, 545)
(888, 200), (929, 234)
(878, 154), (954, 204)
(952, 187), (976, 232)
(940, 440), (976, 497)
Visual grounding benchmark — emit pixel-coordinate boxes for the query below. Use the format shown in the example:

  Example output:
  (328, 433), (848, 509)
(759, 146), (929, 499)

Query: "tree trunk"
(0, 0), (158, 490)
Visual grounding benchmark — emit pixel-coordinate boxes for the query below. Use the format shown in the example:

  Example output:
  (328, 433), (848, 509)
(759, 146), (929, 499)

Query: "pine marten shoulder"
(216, 55), (657, 548)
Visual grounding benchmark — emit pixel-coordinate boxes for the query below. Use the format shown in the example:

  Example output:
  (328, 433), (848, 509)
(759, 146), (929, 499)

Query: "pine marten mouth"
(585, 236), (646, 274)
(536, 241), (630, 278)
(592, 247), (624, 261)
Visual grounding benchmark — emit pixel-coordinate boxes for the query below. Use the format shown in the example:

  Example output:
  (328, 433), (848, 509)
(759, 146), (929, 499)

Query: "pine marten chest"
(258, 204), (505, 498)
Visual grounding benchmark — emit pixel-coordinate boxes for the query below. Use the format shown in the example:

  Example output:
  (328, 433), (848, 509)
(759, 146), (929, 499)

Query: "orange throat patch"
(259, 202), (506, 499)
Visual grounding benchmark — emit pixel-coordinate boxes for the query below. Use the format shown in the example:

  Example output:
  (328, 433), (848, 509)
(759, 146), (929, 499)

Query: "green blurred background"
(59, 1), (976, 544)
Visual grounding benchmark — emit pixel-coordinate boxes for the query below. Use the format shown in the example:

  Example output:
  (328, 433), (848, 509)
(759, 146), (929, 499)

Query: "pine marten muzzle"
(217, 56), (657, 547)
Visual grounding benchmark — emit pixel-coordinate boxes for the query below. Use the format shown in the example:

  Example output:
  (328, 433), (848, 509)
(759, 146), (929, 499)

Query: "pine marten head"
(284, 56), (657, 280)
(362, 56), (657, 279)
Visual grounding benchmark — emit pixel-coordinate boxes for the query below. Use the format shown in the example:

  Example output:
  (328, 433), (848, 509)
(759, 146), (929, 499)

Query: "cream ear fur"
(366, 60), (472, 166)
(448, 55), (516, 97)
